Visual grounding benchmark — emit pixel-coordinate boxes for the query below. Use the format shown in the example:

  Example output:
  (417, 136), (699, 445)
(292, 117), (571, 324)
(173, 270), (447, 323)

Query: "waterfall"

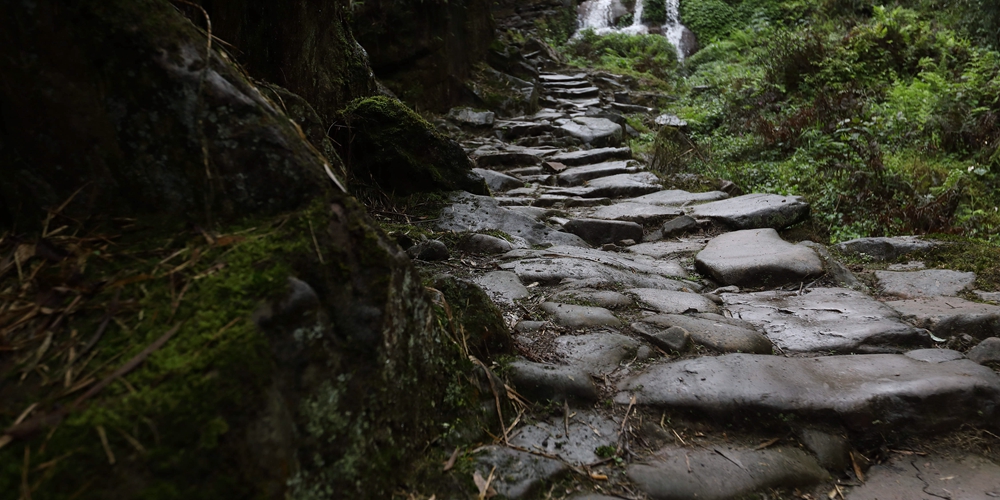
(576, 0), (688, 60)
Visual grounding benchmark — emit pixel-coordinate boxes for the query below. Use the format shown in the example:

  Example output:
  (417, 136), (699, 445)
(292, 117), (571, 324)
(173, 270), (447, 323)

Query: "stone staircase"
(428, 70), (1000, 500)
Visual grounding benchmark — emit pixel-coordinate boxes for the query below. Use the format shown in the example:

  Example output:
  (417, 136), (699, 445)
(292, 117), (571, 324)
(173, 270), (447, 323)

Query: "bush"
(680, 0), (738, 42)
(564, 29), (678, 80)
(643, 0), (667, 24)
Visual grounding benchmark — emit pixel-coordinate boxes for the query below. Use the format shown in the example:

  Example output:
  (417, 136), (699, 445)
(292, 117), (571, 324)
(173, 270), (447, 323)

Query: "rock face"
(619, 353), (1000, 431)
(724, 288), (927, 353)
(334, 96), (489, 195)
(695, 229), (824, 287)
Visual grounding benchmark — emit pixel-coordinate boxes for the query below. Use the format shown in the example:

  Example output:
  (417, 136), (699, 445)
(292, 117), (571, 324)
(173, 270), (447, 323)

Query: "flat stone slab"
(550, 289), (633, 309)
(474, 271), (529, 305)
(564, 218), (643, 246)
(508, 411), (617, 466)
(547, 147), (632, 166)
(630, 189), (729, 206)
(689, 193), (810, 230)
(473, 167), (524, 192)
(501, 246), (689, 288)
(627, 239), (708, 259)
(555, 161), (632, 186)
(848, 453), (1000, 500)
(437, 193), (588, 248)
(539, 73), (587, 82)
(723, 288), (926, 353)
(629, 446), (829, 500)
(886, 296), (1000, 338)
(619, 352), (1000, 431)
(696, 229), (824, 288)
(587, 202), (683, 225)
(635, 313), (773, 354)
(559, 117), (623, 147)
(629, 288), (720, 315)
(508, 359), (599, 403)
(835, 236), (940, 261)
(875, 269), (976, 298)
(474, 446), (569, 499)
(555, 332), (653, 375)
(540, 302), (621, 328)
(548, 172), (662, 199)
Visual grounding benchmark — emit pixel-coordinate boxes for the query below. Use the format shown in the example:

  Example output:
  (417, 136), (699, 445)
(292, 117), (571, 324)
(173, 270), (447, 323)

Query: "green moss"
(920, 237), (1000, 291)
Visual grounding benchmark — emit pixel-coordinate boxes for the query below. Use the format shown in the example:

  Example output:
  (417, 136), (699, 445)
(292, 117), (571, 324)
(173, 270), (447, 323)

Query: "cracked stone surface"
(628, 288), (721, 315)
(474, 446), (570, 499)
(847, 453), (1000, 500)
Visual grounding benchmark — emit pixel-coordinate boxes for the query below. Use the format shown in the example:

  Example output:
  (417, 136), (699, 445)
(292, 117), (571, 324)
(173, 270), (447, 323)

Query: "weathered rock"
(555, 161), (632, 186)
(975, 290), (1000, 303)
(627, 240), (708, 259)
(473, 446), (569, 499)
(799, 241), (867, 292)
(631, 323), (691, 352)
(501, 246), (689, 288)
(630, 189), (729, 206)
(885, 297), (1000, 338)
(588, 203), (684, 226)
(619, 352), (1000, 431)
(507, 360), (599, 403)
(550, 289), (633, 309)
(695, 229), (824, 288)
(690, 193), (810, 230)
(564, 219), (644, 246)
(548, 147), (632, 166)
(473, 168), (525, 192)
(835, 236), (940, 261)
(555, 332), (651, 374)
(447, 107), (495, 127)
(654, 113), (688, 127)
(508, 411), (618, 466)
(336, 96), (489, 195)
(629, 288), (721, 315)
(549, 172), (662, 199)
(723, 288), (927, 353)
(540, 302), (621, 328)
(848, 453), (1000, 500)
(636, 313), (773, 354)
(967, 337), (1000, 365)
(549, 86), (601, 98)
(660, 215), (699, 237)
(559, 117), (624, 147)
(407, 239), (449, 261)
(798, 428), (851, 472)
(628, 446), (829, 500)
(432, 275), (513, 360)
(474, 271), (529, 305)
(460, 233), (515, 254)
(473, 148), (542, 168)
(437, 193), (588, 247)
(875, 269), (976, 298)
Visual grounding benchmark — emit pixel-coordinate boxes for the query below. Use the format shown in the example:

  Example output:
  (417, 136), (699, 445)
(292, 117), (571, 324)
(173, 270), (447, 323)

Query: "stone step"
(688, 193), (810, 230)
(555, 161), (634, 186)
(542, 80), (592, 89)
(548, 147), (632, 166)
(618, 351), (1000, 432)
(539, 72), (588, 82)
(499, 245), (691, 289)
(546, 86), (601, 98)
(546, 172), (661, 199)
(694, 228), (824, 288)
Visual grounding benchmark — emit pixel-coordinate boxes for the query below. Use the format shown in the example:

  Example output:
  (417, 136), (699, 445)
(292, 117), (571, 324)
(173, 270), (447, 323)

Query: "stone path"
(423, 69), (1000, 499)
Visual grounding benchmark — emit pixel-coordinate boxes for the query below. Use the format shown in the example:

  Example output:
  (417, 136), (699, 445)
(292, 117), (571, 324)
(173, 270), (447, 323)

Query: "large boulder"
(334, 96), (489, 195)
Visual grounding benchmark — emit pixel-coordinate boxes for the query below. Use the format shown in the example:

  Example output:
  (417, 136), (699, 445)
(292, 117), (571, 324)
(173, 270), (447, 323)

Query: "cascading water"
(576, 0), (689, 60)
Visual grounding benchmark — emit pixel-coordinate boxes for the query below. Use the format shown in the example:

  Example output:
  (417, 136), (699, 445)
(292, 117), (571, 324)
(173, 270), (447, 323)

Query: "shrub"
(643, 0), (667, 25)
(565, 29), (679, 80)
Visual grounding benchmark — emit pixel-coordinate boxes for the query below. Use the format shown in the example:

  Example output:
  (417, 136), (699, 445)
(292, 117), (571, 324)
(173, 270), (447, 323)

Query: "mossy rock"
(335, 96), (489, 196)
(432, 275), (514, 361)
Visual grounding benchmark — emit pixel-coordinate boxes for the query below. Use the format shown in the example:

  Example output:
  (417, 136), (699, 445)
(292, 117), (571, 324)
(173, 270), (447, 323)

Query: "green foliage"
(643, 0), (667, 24)
(680, 0), (738, 42)
(535, 5), (579, 47)
(564, 29), (678, 81)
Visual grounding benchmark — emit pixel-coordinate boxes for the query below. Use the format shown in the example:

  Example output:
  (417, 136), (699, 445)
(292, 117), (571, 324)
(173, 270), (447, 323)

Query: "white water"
(577, 0), (688, 60)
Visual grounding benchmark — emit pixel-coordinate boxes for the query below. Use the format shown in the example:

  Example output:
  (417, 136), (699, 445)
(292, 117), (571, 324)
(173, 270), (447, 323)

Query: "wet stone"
(508, 411), (618, 466)
(848, 453), (1000, 500)
(550, 289), (633, 309)
(500, 246), (688, 288)
(723, 288), (926, 353)
(627, 239), (708, 259)
(695, 229), (824, 288)
(619, 352), (1000, 431)
(540, 302), (621, 328)
(636, 313), (773, 354)
(875, 269), (976, 298)
(660, 215), (699, 237)
(474, 445), (569, 500)
(628, 446), (829, 500)
(473, 167), (525, 193)
(835, 235), (940, 261)
(407, 239), (449, 261)
(629, 288), (720, 315)
(630, 189), (729, 206)
(555, 161), (632, 186)
(508, 359), (599, 403)
(555, 332), (652, 375)
(559, 117), (623, 147)
(460, 233), (515, 254)
(547, 147), (632, 166)
(587, 202), (684, 226)
(631, 323), (690, 352)
(564, 218), (643, 246)
(437, 193), (588, 248)
(689, 193), (810, 230)
(474, 271), (529, 305)
(968, 337), (1000, 365)
(885, 297), (1000, 337)
(799, 241), (867, 292)
(548, 172), (662, 199)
